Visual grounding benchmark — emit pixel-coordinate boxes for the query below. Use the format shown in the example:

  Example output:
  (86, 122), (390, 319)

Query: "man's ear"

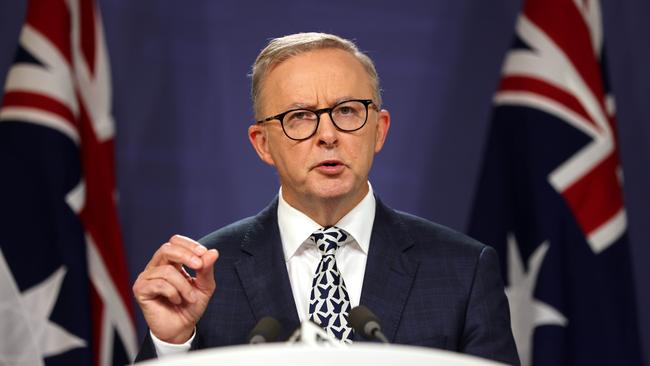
(248, 124), (275, 166)
(373, 109), (391, 154)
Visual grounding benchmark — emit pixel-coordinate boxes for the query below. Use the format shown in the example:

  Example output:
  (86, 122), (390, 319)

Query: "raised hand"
(133, 235), (219, 343)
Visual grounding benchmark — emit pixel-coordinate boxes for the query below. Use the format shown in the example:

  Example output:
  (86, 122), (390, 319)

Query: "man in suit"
(132, 32), (519, 365)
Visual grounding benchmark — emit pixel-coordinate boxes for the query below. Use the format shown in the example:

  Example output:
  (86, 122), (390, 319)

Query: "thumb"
(194, 249), (218, 293)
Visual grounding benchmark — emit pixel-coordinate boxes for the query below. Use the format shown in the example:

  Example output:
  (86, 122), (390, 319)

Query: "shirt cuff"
(150, 329), (196, 357)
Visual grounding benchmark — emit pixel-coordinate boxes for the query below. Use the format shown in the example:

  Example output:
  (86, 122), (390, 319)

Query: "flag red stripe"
(2, 91), (78, 129)
(561, 151), (623, 235)
(76, 93), (135, 320)
(499, 76), (599, 131)
(25, 0), (72, 66)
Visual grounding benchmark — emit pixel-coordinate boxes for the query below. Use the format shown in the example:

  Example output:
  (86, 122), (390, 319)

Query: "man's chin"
(308, 180), (367, 203)
(309, 190), (349, 202)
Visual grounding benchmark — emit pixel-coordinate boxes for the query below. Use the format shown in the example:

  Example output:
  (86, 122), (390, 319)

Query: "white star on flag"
(505, 233), (568, 366)
(0, 249), (86, 365)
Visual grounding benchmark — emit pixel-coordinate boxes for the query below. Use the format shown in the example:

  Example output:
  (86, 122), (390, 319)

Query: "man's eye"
(334, 105), (361, 117)
(338, 106), (354, 115)
(287, 111), (314, 121)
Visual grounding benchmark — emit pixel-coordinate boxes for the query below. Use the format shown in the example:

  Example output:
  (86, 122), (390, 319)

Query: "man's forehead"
(261, 49), (372, 111)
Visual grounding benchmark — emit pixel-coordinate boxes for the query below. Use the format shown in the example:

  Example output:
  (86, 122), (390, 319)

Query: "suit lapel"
(357, 197), (419, 342)
(234, 199), (300, 341)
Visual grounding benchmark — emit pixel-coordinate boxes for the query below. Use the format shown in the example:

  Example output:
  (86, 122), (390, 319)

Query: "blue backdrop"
(1, 0), (648, 361)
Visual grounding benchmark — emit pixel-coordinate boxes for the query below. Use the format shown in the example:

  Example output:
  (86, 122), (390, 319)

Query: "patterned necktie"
(308, 226), (353, 342)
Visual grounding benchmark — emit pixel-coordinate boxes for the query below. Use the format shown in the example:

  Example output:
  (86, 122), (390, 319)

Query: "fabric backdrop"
(0, 0), (648, 361)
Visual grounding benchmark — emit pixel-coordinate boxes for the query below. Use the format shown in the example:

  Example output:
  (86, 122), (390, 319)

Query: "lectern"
(137, 343), (507, 366)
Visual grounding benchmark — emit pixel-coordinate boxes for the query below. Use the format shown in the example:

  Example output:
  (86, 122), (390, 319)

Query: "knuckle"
(152, 280), (167, 293)
(154, 243), (172, 258)
(157, 265), (174, 281)
(133, 273), (147, 293)
(159, 244), (179, 260)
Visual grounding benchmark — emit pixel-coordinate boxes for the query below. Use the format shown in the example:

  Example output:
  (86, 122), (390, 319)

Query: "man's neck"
(281, 185), (369, 227)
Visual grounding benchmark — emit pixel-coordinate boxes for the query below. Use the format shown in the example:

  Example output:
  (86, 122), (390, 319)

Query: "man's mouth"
(317, 159), (343, 167)
(314, 160), (345, 174)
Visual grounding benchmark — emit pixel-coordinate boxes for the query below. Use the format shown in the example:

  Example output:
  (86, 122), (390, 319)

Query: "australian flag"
(0, 0), (137, 365)
(468, 0), (644, 365)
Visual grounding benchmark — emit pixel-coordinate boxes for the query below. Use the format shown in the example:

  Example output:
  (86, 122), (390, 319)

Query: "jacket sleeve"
(133, 332), (157, 363)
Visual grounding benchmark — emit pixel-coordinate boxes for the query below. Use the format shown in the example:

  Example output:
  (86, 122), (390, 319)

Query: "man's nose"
(315, 113), (339, 146)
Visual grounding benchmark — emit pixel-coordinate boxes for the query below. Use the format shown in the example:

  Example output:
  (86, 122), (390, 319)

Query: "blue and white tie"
(308, 226), (353, 342)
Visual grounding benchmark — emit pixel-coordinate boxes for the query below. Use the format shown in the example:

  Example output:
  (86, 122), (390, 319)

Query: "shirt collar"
(277, 183), (376, 262)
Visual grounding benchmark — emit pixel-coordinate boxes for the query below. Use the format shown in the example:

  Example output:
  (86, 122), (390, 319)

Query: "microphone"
(247, 316), (282, 344)
(349, 305), (389, 344)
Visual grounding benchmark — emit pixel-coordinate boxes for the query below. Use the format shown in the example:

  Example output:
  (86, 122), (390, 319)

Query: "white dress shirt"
(279, 184), (375, 321)
(152, 183), (375, 356)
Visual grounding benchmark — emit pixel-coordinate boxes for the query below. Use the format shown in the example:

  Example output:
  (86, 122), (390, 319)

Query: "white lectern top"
(137, 343), (507, 366)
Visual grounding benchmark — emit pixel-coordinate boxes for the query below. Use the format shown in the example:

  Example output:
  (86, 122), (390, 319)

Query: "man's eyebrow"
(285, 102), (314, 110)
(332, 96), (355, 105)
(285, 96), (355, 110)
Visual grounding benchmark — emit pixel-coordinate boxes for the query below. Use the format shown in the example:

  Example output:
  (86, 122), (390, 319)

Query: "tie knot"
(310, 226), (348, 255)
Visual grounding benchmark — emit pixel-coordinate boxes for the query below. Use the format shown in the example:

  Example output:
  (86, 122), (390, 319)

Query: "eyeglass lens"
(283, 100), (368, 140)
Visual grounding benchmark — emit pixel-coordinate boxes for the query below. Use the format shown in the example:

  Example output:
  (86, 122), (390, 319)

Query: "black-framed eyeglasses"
(256, 99), (376, 141)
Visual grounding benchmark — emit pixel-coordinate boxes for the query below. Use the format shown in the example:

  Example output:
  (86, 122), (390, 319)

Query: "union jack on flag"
(0, 0), (137, 364)
(469, 0), (644, 365)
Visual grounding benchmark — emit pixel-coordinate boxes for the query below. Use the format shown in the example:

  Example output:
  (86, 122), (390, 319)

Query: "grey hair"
(250, 32), (382, 118)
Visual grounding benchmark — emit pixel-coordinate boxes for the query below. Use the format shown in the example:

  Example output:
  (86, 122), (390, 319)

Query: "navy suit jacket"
(135, 197), (519, 365)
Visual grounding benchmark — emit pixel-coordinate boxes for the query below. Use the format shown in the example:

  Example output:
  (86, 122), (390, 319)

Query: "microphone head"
(247, 316), (282, 344)
(349, 305), (381, 339)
